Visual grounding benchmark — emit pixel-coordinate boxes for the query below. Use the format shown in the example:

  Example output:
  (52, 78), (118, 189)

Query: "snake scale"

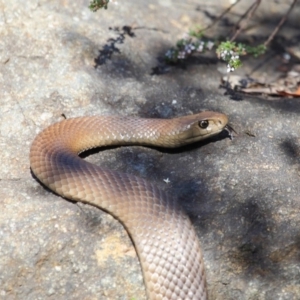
(30, 111), (229, 299)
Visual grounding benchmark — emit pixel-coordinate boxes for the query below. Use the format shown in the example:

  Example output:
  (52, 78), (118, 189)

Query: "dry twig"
(264, 0), (298, 46)
(201, 0), (242, 31)
(230, 0), (261, 42)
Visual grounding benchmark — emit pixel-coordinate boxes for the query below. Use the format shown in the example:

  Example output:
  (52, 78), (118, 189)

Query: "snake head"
(175, 111), (228, 145)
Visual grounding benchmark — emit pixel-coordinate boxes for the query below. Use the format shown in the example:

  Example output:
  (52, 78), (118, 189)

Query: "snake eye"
(198, 120), (209, 129)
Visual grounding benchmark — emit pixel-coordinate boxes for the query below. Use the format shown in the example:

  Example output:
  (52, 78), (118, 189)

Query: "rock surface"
(0, 0), (300, 299)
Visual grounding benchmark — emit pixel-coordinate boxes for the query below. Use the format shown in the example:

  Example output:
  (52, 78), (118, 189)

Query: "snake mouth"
(224, 124), (237, 140)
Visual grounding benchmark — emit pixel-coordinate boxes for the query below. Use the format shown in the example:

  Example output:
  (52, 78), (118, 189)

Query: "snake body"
(30, 112), (228, 300)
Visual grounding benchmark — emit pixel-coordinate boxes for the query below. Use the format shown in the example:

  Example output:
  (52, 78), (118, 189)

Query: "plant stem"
(230, 0), (261, 42)
(201, 0), (242, 31)
(264, 0), (298, 46)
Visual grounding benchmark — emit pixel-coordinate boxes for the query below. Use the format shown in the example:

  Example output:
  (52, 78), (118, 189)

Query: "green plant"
(89, 0), (295, 74)
(89, 0), (109, 12)
(163, 0), (295, 72)
(164, 34), (215, 64)
(164, 33), (266, 73)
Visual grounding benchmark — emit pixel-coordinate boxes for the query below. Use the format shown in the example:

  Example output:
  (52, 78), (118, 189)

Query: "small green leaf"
(89, 0), (109, 12)
(189, 26), (204, 39)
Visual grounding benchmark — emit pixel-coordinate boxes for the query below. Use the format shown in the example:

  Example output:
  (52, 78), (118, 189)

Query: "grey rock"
(0, 0), (300, 299)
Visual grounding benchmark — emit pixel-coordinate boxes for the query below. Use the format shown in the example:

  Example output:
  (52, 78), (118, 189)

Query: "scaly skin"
(30, 112), (228, 300)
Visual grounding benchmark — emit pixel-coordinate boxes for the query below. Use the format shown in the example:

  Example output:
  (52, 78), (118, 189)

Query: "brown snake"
(30, 111), (228, 300)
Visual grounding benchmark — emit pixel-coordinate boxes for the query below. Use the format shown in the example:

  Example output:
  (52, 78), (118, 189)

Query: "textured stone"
(0, 0), (300, 299)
